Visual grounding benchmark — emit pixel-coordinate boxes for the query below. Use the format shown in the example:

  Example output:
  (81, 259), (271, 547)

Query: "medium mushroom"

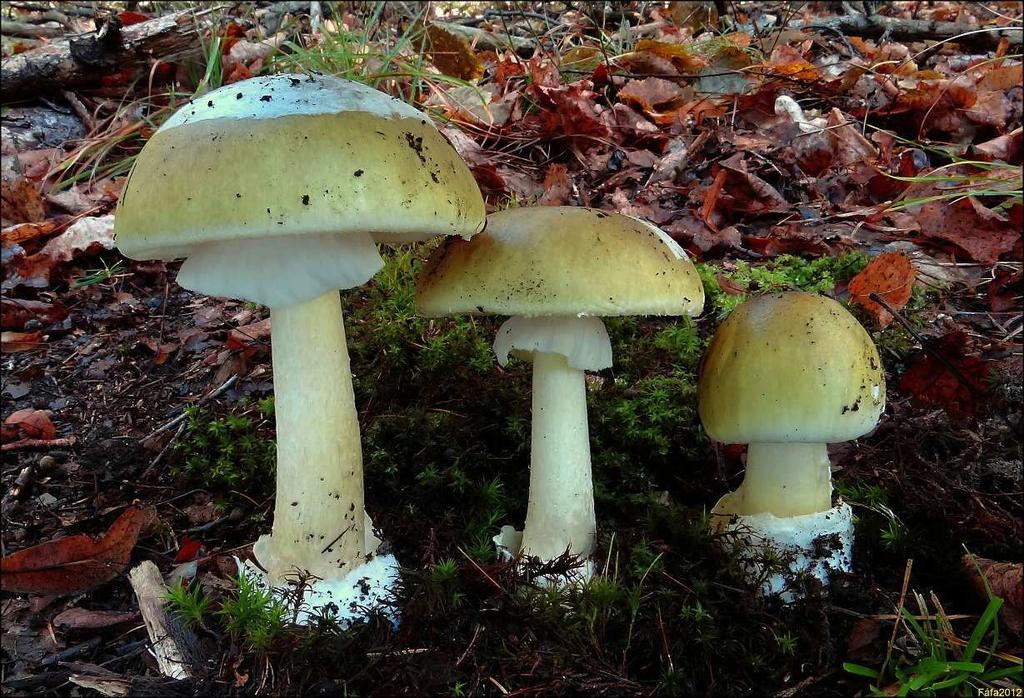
(698, 291), (885, 597)
(114, 74), (484, 621)
(415, 207), (704, 579)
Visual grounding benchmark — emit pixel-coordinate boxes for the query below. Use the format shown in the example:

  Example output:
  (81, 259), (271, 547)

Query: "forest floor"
(1, 2), (1022, 696)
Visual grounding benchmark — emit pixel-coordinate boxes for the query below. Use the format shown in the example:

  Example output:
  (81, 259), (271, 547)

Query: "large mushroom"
(114, 74), (484, 621)
(415, 207), (704, 579)
(698, 291), (885, 597)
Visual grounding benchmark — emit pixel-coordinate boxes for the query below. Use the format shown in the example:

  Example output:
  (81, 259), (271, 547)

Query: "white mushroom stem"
(176, 232), (385, 585)
(726, 442), (832, 518)
(521, 351), (597, 560)
(493, 315), (612, 563)
(255, 290), (365, 582)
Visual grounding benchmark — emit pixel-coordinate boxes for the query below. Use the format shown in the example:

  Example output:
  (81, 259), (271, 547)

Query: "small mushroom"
(698, 291), (885, 598)
(115, 74), (484, 622)
(416, 207), (704, 580)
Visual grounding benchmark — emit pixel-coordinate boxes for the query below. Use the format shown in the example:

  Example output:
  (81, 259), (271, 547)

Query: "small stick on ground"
(147, 420), (186, 472)
(1, 436), (77, 452)
(144, 375), (238, 440)
(456, 546), (506, 594)
(879, 559), (914, 687)
(3, 464), (36, 505)
(128, 561), (194, 681)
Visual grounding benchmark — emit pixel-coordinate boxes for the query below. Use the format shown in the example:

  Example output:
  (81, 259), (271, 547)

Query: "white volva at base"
(493, 525), (595, 585)
(711, 497), (853, 601)
(238, 513), (400, 627)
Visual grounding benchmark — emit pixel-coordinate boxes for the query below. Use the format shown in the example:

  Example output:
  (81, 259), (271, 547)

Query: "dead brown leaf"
(988, 269), (1021, 313)
(1, 158), (46, 225)
(226, 318), (271, 351)
(538, 164), (572, 206)
(974, 127), (1022, 164)
(672, 1), (719, 31)
(976, 64), (1023, 92)
(826, 108), (878, 166)
(963, 90), (1009, 129)
(419, 23), (484, 81)
(2, 408), (56, 441)
(916, 197), (1019, 265)
(618, 77), (687, 118)
(632, 39), (708, 73)
(138, 336), (177, 365)
(964, 554), (1022, 635)
(5, 214), (115, 288)
(1, 330), (44, 353)
(0, 507), (155, 596)
(1, 219), (61, 247)
(52, 607), (140, 632)
(898, 331), (992, 420)
(1, 298), (68, 330)
(846, 618), (884, 662)
(848, 252), (916, 328)
(715, 273), (747, 296)
(764, 45), (818, 81)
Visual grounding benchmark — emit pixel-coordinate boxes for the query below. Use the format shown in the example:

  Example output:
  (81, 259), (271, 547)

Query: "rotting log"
(1, 7), (215, 102)
(788, 14), (1022, 51)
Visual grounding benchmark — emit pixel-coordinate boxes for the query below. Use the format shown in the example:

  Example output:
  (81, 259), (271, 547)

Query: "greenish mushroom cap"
(415, 207), (705, 318)
(698, 292), (886, 444)
(115, 74), (485, 260)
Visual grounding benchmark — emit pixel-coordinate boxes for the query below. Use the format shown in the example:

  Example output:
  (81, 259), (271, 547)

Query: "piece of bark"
(7, 2), (97, 19)
(788, 14), (1022, 51)
(1, 8), (214, 101)
(68, 672), (194, 697)
(128, 561), (195, 681)
(0, 21), (63, 38)
(68, 673), (131, 697)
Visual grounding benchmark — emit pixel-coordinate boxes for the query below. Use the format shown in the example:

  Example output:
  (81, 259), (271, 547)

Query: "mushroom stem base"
(241, 512), (399, 627)
(493, 525), (594, 586)
(711, 495), (853, 601)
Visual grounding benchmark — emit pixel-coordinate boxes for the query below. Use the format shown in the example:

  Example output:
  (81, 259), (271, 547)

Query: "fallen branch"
(128, 561), (196, 681)
(7, 2), (106, 18)
(0, 436), (77, 451)
(1, 7), (217, 101)
(788, 14), (1022, 50)
(68, 672), (194, 698)
(1, 21), (63, 38)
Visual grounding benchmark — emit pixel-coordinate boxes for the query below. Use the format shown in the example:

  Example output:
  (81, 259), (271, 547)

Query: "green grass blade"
(843, 662), (882, 679)
(963, 597), (1003, 663)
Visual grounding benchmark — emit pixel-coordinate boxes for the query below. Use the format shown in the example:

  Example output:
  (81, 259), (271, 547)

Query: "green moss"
(219, 573), (288, 650)
(171, 404), (276, 494)
(697, 252), (868, 318)
(597, 375), (698, 460)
